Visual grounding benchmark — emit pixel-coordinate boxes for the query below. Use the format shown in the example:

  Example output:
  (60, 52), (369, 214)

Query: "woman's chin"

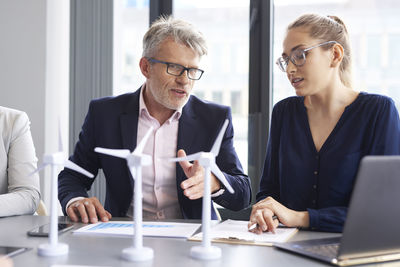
(294, 88), (306, 96)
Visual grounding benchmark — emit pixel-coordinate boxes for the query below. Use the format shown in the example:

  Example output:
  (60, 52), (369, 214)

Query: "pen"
(248, 215), (278, 231)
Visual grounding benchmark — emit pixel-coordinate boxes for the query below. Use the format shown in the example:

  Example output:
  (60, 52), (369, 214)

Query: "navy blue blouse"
(257, 92), (400, 232)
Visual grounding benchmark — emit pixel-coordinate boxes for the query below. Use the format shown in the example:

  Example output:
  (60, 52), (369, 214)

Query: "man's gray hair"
(142, 15), (208, 58)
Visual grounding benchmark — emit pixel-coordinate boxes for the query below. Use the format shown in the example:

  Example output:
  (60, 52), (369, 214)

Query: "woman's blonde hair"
(287, 14), (352, 87)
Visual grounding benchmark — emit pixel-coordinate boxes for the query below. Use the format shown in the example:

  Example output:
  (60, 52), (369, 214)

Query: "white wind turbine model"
(94, 127), (154, 262)
(31, 127), (94, 257)
(169, 119), (234, 260)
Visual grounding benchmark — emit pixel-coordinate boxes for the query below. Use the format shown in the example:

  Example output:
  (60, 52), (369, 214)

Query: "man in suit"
(58, 16), (251, 223)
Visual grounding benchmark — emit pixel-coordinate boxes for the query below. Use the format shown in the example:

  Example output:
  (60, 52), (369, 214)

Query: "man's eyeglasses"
(147, 58), (204, 80)
(276, 41), (338, 72)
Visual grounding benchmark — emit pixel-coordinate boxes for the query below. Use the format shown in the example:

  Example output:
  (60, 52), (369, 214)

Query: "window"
(212, 91), (223, 104)
(174, 0), (250, 172)
(194, 91), (205, 100)
(113, 0), (149, 96)
(389, 34), (400, 68)
(231, 91), (241, 114)
(366, 34), (381, 68)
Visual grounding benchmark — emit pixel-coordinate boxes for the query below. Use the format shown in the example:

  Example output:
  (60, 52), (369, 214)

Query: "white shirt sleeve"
(66, 196), (85, 210)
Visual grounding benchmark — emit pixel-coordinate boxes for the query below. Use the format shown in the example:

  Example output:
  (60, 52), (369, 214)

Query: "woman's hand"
(248, 197), (309, 234)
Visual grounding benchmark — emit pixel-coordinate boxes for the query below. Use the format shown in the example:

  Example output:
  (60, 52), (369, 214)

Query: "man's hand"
(67, 197), (112, 224)
(178, 149), (221, 200)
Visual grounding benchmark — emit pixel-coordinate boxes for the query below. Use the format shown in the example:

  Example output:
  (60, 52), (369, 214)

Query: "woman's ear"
(139, 57), (151, 78)
(331, 43), (344, 68)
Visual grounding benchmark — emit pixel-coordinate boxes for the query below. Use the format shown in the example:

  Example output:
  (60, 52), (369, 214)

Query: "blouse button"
(313, 184), (317, 189)
(314, 171), (318, 175)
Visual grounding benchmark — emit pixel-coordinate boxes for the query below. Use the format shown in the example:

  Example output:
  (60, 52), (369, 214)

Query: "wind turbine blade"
(58, 118), (63, 152)
(133, 126), (154, 154)
(64, 160), (94, 178)
(28, 163), (48, 177)
(210, 119), (229, 156)
(210, 163), (234, 194)
(128, 166), (136, 180)
(94, 147), (131, 158)
(168, 152), (202, 162)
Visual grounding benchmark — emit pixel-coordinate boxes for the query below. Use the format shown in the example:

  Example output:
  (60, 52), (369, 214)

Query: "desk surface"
(0, 215), (396, 267)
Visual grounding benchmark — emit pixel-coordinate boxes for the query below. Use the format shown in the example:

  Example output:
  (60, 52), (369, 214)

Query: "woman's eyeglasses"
(276, 41), (338, 72)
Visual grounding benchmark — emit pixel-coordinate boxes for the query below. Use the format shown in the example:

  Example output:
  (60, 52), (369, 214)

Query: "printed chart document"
(189, 219), (298, 246)
(51, 265), (112, 267)
(73, 221), (201, 239)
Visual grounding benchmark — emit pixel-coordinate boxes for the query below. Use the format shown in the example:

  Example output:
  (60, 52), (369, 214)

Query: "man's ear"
(331, 43), (344, 68)
(139, 57), (151, 78)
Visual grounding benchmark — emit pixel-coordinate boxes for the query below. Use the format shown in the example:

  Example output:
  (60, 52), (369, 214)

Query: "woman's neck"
(304, 82), (358, 117)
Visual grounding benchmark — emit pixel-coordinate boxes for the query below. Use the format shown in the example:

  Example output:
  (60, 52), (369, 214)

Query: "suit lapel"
(177, 98), (200, 218)
(120, 89), (141, 151)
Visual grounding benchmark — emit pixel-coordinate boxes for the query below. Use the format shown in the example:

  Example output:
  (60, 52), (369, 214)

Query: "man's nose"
(176, 70), (190, 84)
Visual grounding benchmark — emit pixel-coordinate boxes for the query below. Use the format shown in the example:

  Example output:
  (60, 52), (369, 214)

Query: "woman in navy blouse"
(248, 14), (400, 233)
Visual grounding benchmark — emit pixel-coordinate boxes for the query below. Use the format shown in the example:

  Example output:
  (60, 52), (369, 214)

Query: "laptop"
(274, 156), (400, 266)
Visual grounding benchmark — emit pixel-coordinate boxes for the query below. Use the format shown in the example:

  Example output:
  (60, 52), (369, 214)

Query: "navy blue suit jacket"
(58, 88), (251, 219)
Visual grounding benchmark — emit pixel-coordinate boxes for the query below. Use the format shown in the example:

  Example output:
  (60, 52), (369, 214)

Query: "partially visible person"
(249, 14), (400, 233)
(0, 106), (40, 217)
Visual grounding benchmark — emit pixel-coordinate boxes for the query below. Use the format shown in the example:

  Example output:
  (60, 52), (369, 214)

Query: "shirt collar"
(139, 84), (182, 123)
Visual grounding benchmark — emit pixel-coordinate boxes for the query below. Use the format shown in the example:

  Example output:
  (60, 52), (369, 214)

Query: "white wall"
(0, 0), (46, 157)
(0, 0), (69, 212)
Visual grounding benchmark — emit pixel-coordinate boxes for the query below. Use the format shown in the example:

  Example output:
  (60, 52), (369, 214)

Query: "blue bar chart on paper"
(73, 221), (201, 238)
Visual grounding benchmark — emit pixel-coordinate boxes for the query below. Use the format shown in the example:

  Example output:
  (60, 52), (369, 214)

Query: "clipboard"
(188, 219), (298, 247)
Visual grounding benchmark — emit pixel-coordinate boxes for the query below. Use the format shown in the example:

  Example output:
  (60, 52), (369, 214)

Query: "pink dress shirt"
(127, 87), (183, 219)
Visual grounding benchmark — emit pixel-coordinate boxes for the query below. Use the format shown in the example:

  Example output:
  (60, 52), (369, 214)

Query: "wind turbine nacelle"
(127, 154), (152, 166)
(43, 152), (65, 165)
(198, 152), (215, 166)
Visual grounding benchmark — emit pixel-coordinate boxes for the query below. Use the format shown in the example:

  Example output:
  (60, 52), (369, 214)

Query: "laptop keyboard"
(302, 243), (339, 258)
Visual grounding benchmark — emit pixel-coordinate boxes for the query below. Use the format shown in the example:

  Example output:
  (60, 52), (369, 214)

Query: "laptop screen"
(339, 156), (400, 259)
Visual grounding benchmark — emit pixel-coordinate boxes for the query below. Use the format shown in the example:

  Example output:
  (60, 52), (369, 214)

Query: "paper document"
(73, 221), (201, 239)
(51, 265), (112, 267)
(189, 219), (298, 246)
